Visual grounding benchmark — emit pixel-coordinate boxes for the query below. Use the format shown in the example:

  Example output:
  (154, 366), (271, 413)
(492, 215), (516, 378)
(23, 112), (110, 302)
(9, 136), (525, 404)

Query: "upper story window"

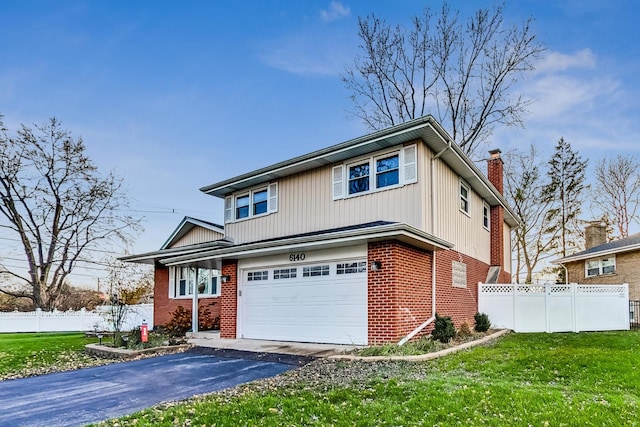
(376, 154), (400, 188)
(253, 189), (268, 215)
(586, 257), (616, 277)
(333, 145), (417, 200)
(483, 201), (490, 230)
(236, 195), (250, 219)
(348, 162), (370, 194)
(225, 183), (278, 223)
(460, 180), (470, 215)
(170, 267), (220, 299)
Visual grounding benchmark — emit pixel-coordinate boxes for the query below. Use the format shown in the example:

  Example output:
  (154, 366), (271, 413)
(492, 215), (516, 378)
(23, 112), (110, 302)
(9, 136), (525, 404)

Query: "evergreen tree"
(544, 138), (588, 257)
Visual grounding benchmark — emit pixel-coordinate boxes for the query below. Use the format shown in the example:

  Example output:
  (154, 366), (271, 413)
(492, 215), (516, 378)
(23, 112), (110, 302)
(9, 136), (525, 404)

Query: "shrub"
(166, 306), (192, 336)
(474, 312), (491, 332)
(432, 313), (456, 343)
(166, 305), (221, 336)
(458, 320), (472, 338)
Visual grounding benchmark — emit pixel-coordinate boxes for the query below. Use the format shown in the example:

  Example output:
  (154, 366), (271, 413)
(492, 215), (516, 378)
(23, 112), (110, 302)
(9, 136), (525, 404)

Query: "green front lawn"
(96, 331), (640, 426)
(0, 332), (101, 379)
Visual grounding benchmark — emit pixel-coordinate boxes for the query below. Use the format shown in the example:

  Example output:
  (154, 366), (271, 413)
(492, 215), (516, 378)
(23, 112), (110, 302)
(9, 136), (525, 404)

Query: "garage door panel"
(242, 262), (367, 345)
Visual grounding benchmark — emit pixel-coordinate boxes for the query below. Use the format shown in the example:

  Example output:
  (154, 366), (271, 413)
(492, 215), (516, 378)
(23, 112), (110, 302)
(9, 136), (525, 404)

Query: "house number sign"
(289, 253), (306, 262)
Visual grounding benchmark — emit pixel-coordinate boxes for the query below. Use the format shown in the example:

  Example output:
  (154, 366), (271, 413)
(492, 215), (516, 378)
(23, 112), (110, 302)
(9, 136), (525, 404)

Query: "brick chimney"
(487, 149), (504, 269)
(585, 222), (607, 249)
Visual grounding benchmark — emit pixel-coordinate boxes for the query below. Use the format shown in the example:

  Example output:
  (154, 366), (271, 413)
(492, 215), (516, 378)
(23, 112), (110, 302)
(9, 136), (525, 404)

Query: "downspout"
(397, 138), (452, 346)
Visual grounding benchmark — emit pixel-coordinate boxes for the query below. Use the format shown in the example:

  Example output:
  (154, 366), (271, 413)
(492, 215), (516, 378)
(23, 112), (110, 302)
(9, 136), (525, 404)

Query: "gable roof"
(160, 216), (225, 250)
(199, 115), (518, 227)
(552, 233), (640, 264)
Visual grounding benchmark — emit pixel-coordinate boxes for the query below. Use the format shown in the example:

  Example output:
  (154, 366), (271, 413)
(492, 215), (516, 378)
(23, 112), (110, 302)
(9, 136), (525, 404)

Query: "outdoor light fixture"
(221, 275), (231, 283)
(371, 261), (382, 272)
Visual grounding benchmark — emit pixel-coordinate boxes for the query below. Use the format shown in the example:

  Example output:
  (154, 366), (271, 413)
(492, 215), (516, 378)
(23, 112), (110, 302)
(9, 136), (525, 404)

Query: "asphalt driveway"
(0, 348), (307, 427)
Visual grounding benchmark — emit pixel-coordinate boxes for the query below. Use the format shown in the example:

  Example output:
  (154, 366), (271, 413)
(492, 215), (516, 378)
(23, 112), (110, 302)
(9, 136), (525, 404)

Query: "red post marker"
(141, 322), (148, 343)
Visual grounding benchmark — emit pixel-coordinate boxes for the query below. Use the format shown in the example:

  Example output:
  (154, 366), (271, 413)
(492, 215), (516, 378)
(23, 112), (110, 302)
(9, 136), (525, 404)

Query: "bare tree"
(504, 146), (557, 283)
(0, 116), (140, 310)
(592, 155), (640, 239)
(342, 2), (544, 155)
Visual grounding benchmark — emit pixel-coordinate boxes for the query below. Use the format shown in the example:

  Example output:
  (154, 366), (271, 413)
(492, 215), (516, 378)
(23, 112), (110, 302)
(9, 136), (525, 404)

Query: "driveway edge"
(328, 329), (510, 362)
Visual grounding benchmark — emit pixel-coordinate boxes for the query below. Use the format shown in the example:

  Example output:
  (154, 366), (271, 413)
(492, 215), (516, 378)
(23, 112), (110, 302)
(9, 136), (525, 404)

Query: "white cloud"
(320, 1), (351, 23)
(535, 49), (596, 74)
(257, 31), (355, 76)
(527, 74), (620, 120)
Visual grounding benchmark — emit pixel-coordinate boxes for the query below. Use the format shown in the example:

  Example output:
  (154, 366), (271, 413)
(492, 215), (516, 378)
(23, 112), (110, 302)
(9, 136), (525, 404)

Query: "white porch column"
(192, 268), (198, 333)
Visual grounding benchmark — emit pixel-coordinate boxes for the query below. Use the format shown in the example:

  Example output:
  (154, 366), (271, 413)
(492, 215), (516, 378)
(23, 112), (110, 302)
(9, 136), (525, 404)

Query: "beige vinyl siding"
(431, 158), (491, 264)
(503, 222), (512, 274)
(226, 143), (427, 244)
(171, 228), (225, 248)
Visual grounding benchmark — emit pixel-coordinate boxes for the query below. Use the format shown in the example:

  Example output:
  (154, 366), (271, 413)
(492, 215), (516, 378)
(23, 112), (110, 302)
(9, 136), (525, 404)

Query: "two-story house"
(123, 116), (517, 345)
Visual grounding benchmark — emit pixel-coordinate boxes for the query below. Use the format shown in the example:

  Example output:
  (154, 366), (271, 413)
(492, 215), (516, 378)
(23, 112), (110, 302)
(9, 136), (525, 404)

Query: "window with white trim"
(460, 180), (470, 214)
(170, 267), (220, 298)
(348, 161), (370, 194)
(333, 145), (417, 199)
(303, 265), (330, 277)
(274, 268), (297, 279)
(236, 194), (249, 219)
(483, 201), (490, 230)
(253, 189), (268, 215)
(586, 257), (616, 277)
(225, 183), (278, 223)
(375, 154), (400, 188)
(337, 261), (367, 274)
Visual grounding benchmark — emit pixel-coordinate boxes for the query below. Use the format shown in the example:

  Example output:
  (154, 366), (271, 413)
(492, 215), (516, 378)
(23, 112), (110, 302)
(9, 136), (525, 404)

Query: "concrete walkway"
(188, 331), (361, 357)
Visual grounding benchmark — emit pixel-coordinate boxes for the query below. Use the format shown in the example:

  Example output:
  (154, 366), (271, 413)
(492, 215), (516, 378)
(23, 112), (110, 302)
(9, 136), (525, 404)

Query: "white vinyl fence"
(478, 283), (629, 332)
(0, 304), (153, 333)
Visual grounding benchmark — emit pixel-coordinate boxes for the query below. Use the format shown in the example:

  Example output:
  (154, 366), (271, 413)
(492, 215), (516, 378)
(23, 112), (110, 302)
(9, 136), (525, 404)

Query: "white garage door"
(241, 260), (368, 345)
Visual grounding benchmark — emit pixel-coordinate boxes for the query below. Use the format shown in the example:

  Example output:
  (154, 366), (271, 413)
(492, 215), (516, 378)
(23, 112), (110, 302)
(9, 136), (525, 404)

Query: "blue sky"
(1, 0), (639, 286)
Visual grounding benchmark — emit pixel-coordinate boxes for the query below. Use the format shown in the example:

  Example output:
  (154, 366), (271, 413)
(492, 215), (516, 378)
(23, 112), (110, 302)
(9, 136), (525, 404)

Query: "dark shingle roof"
(553, 233), (640, 264)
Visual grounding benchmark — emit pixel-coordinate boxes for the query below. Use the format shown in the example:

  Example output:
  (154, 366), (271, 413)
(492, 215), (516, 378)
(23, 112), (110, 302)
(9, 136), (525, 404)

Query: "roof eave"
(551, 243), (640, 264)
(159, 223), (453, 266)
(199, 115), (518, 227)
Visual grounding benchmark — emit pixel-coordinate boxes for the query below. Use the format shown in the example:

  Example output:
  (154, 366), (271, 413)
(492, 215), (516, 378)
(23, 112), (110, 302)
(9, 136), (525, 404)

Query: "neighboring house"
(552, 223), (640, 301)
(122, 116), (518, 345)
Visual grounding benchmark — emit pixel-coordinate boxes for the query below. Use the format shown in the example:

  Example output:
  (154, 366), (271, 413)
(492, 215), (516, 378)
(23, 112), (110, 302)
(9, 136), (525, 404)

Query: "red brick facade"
(220, 260), (238, 338)
(434, 250), (492, 328)
(487, 150), (506, 278)
(368, 241), (434, 344)
(154, 242), (501, 343)
(153, 262), (221, 328)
